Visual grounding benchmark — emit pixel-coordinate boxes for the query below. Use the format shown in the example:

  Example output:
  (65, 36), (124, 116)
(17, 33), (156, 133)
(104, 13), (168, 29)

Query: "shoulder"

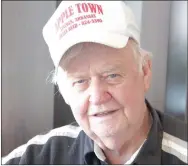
(157, 110), (187, 164)
(157, 110), (187, 141)
(2, 122), (82, 165)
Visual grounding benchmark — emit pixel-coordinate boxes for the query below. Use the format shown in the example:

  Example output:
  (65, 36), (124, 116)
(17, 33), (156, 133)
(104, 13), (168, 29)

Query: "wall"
(125, 1), (143, 31)
(140, 1), (171, 111)
(2, 1), (56, 156)
(125, 1), (171, 112)
(165, 1), (187, 121)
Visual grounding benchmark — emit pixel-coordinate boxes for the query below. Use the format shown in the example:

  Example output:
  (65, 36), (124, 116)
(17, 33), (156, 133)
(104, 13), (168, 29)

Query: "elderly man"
(2, 1), (187, 165)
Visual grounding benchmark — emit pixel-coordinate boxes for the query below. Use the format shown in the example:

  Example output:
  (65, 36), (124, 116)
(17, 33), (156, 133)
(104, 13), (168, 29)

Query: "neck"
(103, 105), (152, 164)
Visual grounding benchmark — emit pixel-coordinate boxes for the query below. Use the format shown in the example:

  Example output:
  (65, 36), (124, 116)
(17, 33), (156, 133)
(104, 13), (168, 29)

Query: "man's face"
(58, 41), (151, 140)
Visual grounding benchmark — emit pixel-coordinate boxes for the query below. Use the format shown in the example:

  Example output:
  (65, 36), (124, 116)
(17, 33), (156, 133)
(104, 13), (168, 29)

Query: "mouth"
(94, 110), (118, 117)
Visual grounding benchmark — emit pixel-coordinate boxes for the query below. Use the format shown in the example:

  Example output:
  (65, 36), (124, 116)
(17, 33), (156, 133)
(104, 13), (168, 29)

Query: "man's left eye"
(107, 74), (119, 78)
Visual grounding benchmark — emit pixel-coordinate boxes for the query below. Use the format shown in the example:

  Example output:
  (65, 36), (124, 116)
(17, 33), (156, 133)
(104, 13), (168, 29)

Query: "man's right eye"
(76, 79), (86, 84)
(73, 79), (87, 86)
(72, 79), (88, 91)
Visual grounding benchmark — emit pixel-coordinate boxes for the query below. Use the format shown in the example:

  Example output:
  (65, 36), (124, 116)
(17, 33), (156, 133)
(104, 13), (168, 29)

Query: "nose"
(88, 78), (112, 105)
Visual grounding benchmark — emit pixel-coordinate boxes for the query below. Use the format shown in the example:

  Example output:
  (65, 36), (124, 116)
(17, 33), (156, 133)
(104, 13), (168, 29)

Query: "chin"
(93, 127), (117, 137)
(94, 127), (126, 151)
(91, 121), (128, 138)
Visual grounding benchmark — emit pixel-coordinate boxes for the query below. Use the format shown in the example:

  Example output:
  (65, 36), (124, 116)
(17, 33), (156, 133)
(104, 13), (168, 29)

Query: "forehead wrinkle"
(99, 62), (125, 73)
(61, 42), (123, 68)
(60, 41), (135, 76)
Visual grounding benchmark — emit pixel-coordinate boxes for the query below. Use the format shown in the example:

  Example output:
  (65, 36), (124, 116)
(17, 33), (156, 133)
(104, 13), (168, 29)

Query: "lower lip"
(93, 110), (119, 119)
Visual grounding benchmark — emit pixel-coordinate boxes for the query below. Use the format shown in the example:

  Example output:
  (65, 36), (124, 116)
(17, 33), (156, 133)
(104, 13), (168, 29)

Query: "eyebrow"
(97, 61), (127, 74)
(100, 65), (123, 73)
(66, 62), (124, 78)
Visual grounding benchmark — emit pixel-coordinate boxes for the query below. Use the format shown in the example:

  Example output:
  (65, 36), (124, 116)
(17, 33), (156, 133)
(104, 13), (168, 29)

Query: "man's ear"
(56, 67), (70, 105)
(64, 97), (70, 105)
(57, 84), (70, 105)
(142, 52), (152, 93)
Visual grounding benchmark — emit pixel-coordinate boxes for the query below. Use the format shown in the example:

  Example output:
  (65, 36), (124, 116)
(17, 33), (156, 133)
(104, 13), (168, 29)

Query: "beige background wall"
(2, 1), (56, 156)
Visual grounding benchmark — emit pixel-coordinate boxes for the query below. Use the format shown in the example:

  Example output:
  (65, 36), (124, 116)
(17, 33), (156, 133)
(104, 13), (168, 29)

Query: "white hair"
(46, 40), (152, 86)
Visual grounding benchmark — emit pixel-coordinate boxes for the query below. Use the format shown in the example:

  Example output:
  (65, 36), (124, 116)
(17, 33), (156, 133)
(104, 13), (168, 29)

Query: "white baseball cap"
(42, 1), (140, 68)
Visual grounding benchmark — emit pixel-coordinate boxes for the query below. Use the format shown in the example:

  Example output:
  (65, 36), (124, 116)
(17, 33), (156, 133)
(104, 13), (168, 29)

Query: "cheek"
(59, 82), (89, 117)
(68, 93), (94, 133)
(68, 91), (89, 119)
(111, 78), (145, 118)
(112, 80), (142, 103)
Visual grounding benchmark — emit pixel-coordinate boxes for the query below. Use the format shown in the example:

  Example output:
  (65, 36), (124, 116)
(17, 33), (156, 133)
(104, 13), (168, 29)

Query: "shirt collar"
(94, 142), (106, 161)
(94, 139), (147, 164)
(133, 100), (163, 164)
